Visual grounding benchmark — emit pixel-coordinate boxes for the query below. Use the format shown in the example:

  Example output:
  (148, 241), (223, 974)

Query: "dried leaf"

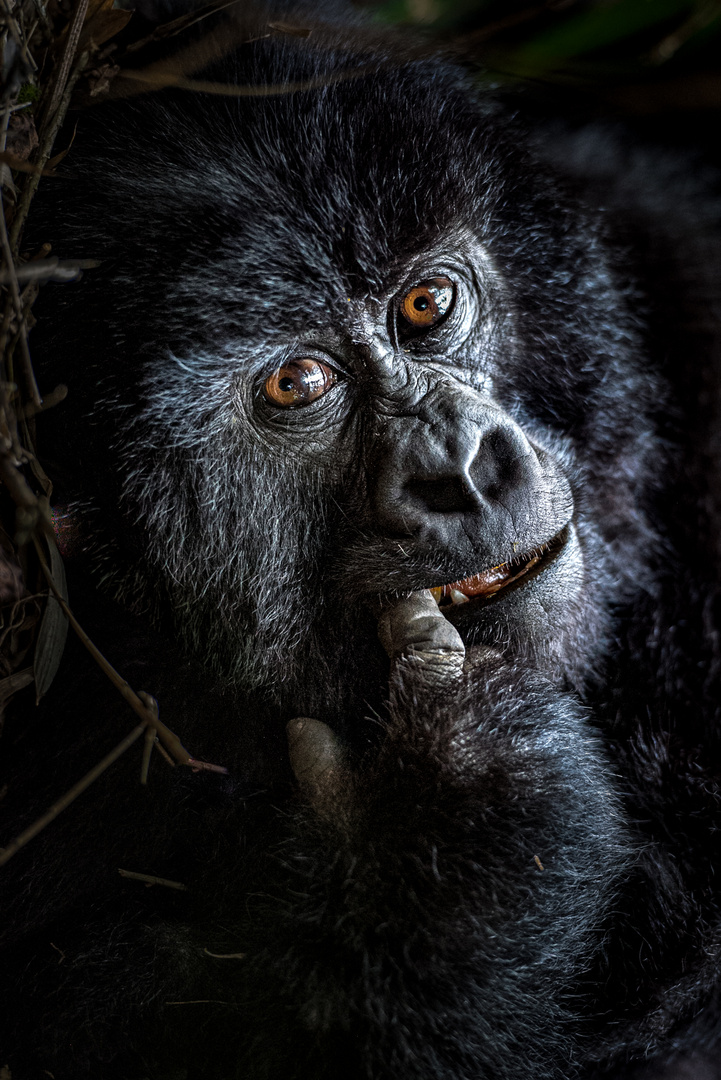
(268, 22), (312, 38)
(0, 257), (98, 284)
(0, 666), (34, 703)
(0, 547), (23, 605)
(79, 0), (133, 50)
(47, 122), (78, 170)
(0, 150), (58, 177)
(87, 61), (121, 96)
(6, 111), (39, 162)
(1, 164), (17, 195)
(33, 538), (68, 701)
(0, 591), (42, 683)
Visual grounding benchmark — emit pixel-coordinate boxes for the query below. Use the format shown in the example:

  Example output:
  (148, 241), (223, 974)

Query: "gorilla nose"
(402, 475), (480, 516)
(369, 404), (546, 554)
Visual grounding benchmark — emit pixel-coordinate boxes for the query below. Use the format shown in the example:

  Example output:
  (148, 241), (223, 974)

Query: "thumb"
(377, 590), (465, 686)
(286, 717), (346, 816)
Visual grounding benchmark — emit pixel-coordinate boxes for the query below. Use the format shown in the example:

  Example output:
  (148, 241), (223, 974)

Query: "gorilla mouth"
(430, 526), (569, 609)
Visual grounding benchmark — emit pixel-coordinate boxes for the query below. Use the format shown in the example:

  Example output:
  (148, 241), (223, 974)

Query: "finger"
(377, 590), (465, 684)
(286, 717), (346, 814)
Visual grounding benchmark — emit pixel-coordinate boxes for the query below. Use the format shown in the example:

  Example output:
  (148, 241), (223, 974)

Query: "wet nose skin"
(368, 386), (571, 565)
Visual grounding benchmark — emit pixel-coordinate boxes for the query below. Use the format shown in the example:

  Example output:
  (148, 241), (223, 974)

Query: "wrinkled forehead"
(163, 73), (496, 338)
(171, 209), (477, 344)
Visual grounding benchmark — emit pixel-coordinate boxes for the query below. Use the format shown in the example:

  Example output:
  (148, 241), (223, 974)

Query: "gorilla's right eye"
(263, 358), (338, 408)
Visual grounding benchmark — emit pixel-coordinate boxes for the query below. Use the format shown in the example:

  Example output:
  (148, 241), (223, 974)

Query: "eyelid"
(279, 351), (353, 380)
(323, 358), (353, 380)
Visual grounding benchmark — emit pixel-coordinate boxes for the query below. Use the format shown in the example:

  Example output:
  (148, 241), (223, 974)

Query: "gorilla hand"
(286, 716), (346, 818)
(287, 590), (470, 814)
(277, 592), (628, 1080)
(378, 588), (467, 686)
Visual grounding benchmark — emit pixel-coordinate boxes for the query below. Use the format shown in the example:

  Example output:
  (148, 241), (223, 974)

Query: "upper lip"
(430, 526), (569, 609)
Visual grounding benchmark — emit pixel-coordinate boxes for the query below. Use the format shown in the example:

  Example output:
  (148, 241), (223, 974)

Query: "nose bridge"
(373, 373), (504, 482)
(362, 331), (429, 402)
(411, 385), (490, 486)
(369, 378), (506, 532)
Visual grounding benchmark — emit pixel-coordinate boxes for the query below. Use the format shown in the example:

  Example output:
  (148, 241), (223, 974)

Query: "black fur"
(2, 8), (721, 1079)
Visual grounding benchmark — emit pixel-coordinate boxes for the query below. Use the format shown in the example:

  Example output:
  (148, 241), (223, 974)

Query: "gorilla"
(1, 3), (720, 1079)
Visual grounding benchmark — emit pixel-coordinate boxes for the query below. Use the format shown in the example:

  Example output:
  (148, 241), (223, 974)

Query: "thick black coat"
(2, 7), (721, 1079)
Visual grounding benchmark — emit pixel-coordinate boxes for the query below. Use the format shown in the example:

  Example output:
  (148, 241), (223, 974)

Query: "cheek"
(506, 525), (587, 636)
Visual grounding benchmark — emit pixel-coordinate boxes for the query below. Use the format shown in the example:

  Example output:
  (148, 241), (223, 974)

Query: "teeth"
(430, 551), (540, 608)
(426, 536), (560, 611)
(428, 587), (471, 608)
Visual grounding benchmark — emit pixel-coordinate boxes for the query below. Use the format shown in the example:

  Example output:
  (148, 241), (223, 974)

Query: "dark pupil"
(279, 376), (295, 392)
(413, 295), (430, 311)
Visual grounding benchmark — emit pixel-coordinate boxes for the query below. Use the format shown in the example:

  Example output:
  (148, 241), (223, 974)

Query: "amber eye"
(399, 276), (455, 333)
(263, 357), (337, 408)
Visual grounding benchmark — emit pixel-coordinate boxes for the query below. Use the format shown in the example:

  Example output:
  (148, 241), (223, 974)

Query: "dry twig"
(1, 0), (230, 871)
(32, 536), (228, 776)
(118, 868), (188, 890)
(0, 722), (147, 866)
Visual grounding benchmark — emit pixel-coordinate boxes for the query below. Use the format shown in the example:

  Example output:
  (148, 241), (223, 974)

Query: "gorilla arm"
(263, 595), (631, 1080)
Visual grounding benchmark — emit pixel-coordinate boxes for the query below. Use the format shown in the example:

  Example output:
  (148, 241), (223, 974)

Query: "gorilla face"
(111, 211), (629, 714)
(37, 45), (661, 728)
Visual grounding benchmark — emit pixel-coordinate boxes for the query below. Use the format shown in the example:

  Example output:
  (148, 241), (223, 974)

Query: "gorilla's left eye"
(263, 358), (338, 408)
(398, 276), (455, 334)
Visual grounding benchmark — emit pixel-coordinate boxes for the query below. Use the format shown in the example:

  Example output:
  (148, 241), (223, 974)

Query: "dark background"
(363, 0), (721, 160)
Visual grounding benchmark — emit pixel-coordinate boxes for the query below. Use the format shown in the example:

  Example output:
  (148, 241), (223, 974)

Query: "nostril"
(477, 427), (529, 494)
(403, 477), (478, 515)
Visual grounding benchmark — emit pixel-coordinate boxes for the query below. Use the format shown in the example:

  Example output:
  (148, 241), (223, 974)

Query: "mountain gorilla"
(2, 3), (721, 1079)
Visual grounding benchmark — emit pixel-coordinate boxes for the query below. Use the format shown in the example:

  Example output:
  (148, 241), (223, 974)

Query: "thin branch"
(648, 0), (721, 64)
(138, 690), (159, 785)
(165, 1000), (233, 1006)
(0, 0), (37, 78)
(118, 868), (187, 890)
(21, 382), (67, 418)
(140, 725), (157, 785)
(0, 175), (42, 409)
(0, 722), (146, 867)
(9, 49), (90, 254)
(153, 738), (176, 767)
(203, 948), (246, 959)
(40, 0), (90, 127)
(116, 64), (378, 98)
(29, 0), (53, 37)
(32, 535), (228, 774)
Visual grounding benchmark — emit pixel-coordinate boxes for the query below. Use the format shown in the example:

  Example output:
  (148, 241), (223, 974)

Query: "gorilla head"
(40, 37), (660, 715)
(4, 7), (719, 1080)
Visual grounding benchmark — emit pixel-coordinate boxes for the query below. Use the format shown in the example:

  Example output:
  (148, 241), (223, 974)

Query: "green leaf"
(515, 0), (696, 64)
